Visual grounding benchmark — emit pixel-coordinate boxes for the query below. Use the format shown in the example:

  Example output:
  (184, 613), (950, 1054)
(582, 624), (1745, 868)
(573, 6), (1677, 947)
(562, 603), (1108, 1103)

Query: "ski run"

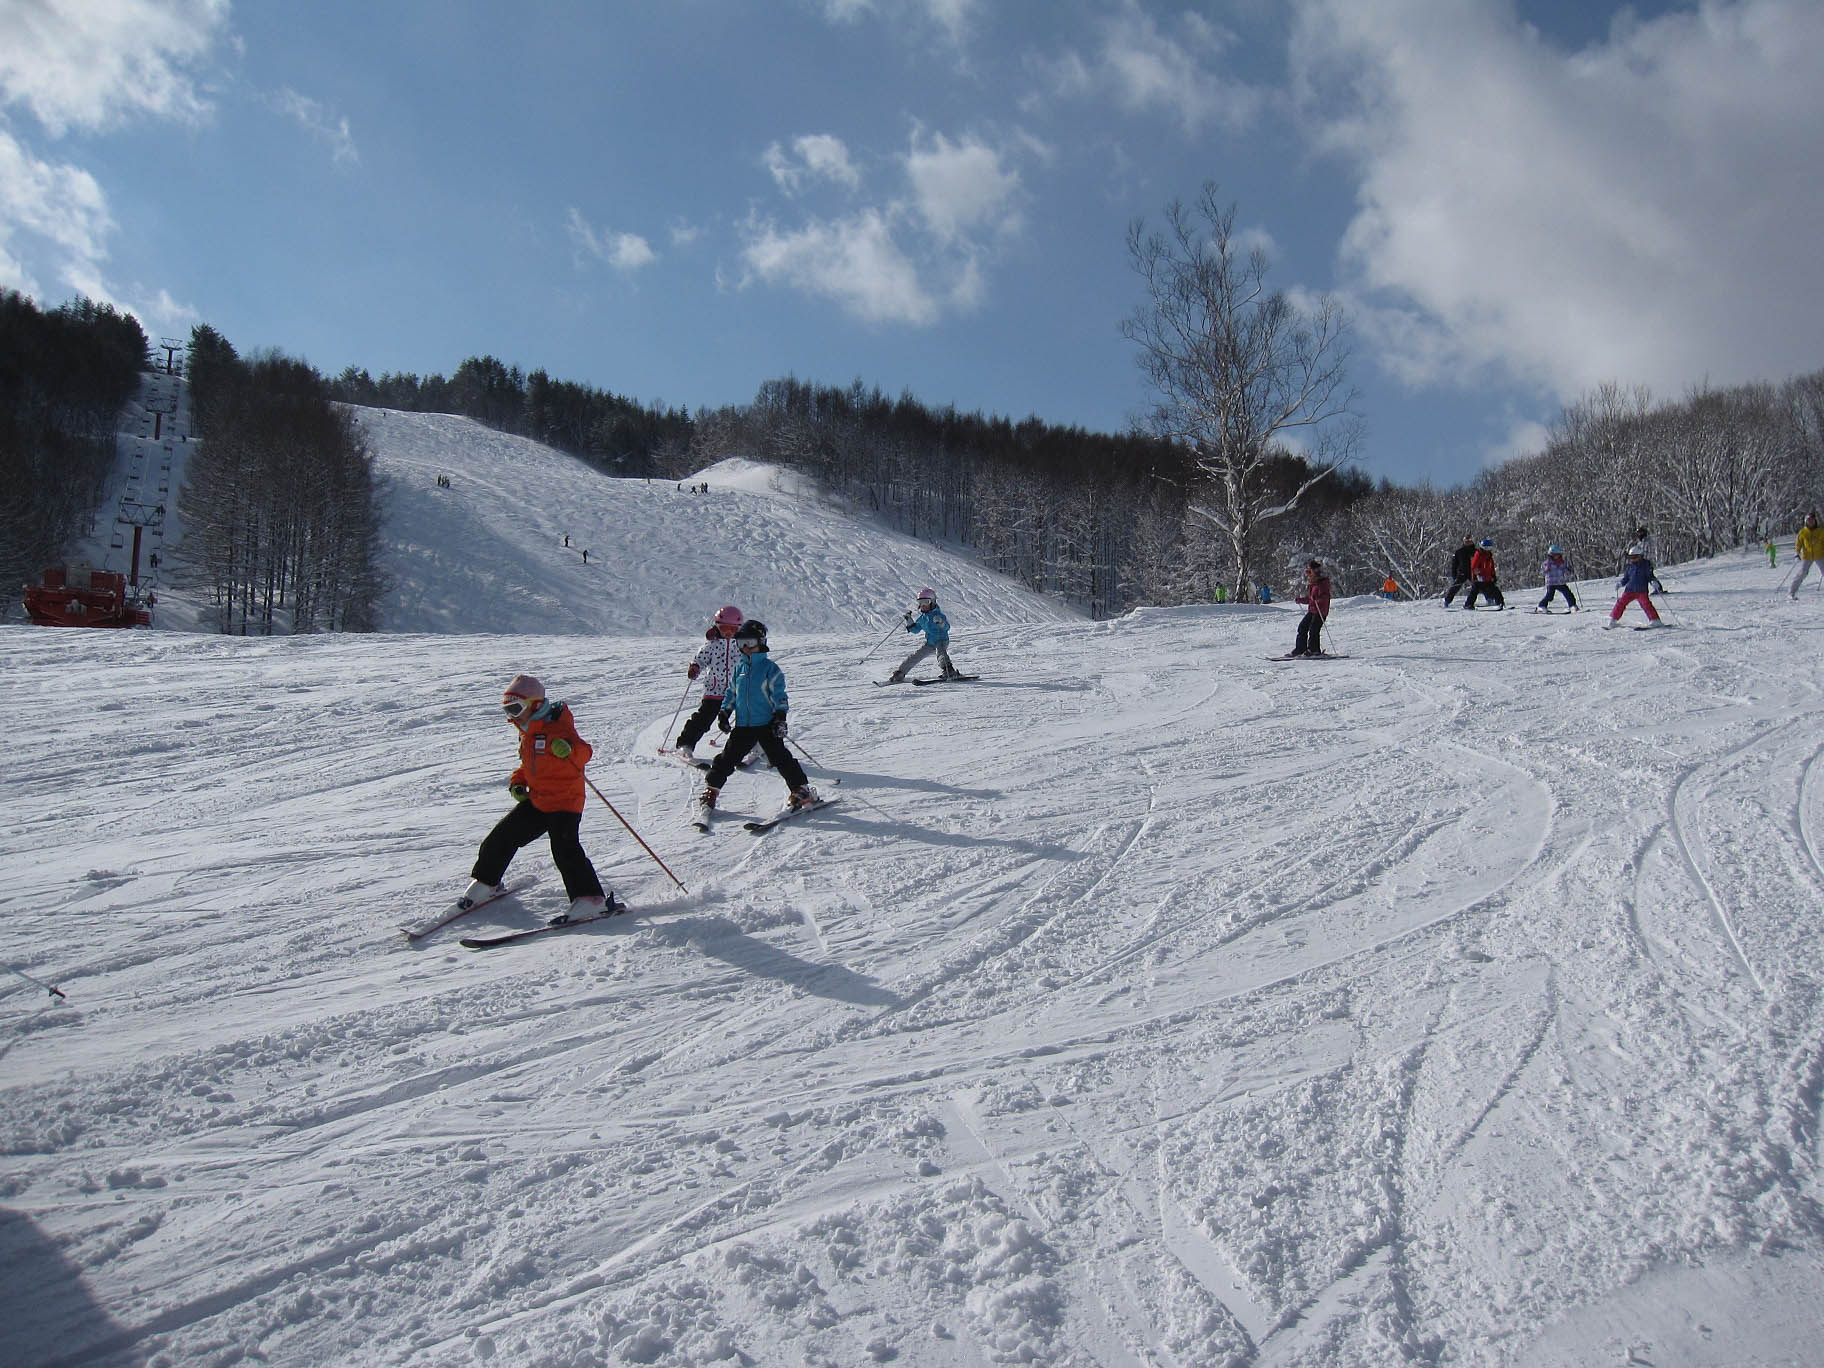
(4, 406), (1824, 1367)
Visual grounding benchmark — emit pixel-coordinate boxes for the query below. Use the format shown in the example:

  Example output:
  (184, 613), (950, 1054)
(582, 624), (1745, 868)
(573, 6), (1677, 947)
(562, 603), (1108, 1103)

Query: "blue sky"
(3, 0), (1820, 488)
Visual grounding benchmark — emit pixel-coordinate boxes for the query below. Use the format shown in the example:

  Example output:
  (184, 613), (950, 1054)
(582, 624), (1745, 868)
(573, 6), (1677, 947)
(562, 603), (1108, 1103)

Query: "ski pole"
(859, 613), (908, 663)
(578, 771), (689, 894)
(662, 677), (693, 748)
(4, 962), (66, 1002)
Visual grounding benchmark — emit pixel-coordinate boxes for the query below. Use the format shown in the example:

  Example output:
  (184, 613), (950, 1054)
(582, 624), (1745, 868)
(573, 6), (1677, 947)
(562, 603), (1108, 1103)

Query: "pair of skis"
(873, 675), (980, 687)
(399, 880), (634, 950)
(693, 796), (839, 834)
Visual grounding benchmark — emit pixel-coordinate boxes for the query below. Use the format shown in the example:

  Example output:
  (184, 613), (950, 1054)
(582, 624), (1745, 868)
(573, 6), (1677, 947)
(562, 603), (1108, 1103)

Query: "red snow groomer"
(22, 563), (152, 628)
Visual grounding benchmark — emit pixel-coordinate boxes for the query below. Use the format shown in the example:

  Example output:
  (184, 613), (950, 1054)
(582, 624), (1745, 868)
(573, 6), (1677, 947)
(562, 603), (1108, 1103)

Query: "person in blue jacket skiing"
(1605, 544), (1663, 628)
(699, 621), (822, 815)
(886, 587), (961, 683)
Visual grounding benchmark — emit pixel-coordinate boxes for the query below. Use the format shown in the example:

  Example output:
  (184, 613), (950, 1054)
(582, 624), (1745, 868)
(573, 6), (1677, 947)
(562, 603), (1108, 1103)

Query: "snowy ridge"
(352, 406), (1078, 635)
(4, 535), (1824, 1364)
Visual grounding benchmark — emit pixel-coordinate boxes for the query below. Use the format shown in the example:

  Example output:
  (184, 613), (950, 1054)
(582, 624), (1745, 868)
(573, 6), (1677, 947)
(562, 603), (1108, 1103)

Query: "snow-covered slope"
(353, 407), (1076, 635)
(5, 519), (1824, 1365)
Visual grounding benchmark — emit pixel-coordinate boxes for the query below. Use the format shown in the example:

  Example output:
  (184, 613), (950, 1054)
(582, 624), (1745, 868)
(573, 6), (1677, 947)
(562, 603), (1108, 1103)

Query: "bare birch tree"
(1123, 183), (1361, 598)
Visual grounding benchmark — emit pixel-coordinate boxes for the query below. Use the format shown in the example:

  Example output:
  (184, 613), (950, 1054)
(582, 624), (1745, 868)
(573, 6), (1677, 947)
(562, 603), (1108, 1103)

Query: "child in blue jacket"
(1605, 546), (1663, 628)
(699, 621), (822, 814)
(886, 587), (961, 683)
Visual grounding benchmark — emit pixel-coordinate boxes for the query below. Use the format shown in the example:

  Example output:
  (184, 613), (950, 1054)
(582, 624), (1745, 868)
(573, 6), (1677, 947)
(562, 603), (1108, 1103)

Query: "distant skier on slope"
(1536, 545), (1579, 613)
(1791, 510), (1823, 599)
(1463, 538), (1506, 610)
(460, 674), (610, 925)
(1605, 545), (1664, 629)
(885, 587), (963, 683)
(674, 605), (743, 762)
(1443, 536), (1476, 607)
(1288, 560), (1332, 657)
(1624, 526), (1666, 593)
(698, 621), (823, 817)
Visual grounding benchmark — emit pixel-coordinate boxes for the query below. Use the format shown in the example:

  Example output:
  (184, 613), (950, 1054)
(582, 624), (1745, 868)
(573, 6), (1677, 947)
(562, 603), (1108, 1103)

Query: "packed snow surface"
(4, 404), (1824, 1367)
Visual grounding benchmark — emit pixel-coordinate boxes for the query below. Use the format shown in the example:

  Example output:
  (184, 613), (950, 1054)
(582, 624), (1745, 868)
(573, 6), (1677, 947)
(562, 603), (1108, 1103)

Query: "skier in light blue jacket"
(699, 621), (821, 814)
(886, 587), (962, 683)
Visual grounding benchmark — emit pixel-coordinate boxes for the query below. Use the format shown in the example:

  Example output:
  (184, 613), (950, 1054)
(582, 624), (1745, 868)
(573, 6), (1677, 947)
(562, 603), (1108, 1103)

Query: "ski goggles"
(502, 697), (534, 718)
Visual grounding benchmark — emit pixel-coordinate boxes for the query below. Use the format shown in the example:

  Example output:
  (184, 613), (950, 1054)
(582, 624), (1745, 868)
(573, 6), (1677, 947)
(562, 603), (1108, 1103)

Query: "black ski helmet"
(734, 619), (768, 649)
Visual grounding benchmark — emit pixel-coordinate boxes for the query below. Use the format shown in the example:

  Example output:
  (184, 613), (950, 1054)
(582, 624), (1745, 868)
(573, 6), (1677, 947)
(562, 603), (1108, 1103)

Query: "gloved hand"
(904, 610), (914, 624)
(509, 781), (530, 801)
(771, 713), (788, 739)
(549, 738), (572, 760)
(687, 663), (700, 680)
(716, 710), (732, 733)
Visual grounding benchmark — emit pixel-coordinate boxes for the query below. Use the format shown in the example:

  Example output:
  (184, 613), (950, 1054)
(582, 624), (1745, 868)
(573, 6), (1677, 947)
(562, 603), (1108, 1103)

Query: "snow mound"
(355, 408), (1077, 636)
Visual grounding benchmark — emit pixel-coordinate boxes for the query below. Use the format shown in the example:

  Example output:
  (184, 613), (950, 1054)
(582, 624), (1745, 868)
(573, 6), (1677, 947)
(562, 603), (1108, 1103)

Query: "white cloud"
(740, 208), (937, 326)
(904, 131), (1020, 242)
(566, 209), (657, 272)
(0, 0), (229, 136)
(271, 88), (358, 167)
(0, 1), (224, 316)
(742, 124), (1029, 326)
(1290, 0), (1824, 404)
(1039, 0), (1263, 134)
(0, 124), (115, 299)
(764, 134), (861, 194)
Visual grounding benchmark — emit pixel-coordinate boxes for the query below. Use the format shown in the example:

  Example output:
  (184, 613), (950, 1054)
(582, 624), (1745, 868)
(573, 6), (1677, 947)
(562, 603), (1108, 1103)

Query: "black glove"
(771, 713), (788, 739)
(903, 610), (914, 624)
(716, 710), (731, 733)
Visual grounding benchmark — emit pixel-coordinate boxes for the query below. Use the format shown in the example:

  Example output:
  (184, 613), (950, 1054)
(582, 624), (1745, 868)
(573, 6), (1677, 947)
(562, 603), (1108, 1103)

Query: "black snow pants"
(1464, 579), (1505, 609)
(706, 725), (808, 793)
(676, 694), (724, 749)
(1294, 611), (1325, 657)
(473, 801), (604, 902)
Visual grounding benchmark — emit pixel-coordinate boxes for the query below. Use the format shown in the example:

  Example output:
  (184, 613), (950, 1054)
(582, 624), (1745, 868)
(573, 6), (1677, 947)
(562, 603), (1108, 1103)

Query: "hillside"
(3, 490), (1824, 1363)
(349, 407), (1078, 636)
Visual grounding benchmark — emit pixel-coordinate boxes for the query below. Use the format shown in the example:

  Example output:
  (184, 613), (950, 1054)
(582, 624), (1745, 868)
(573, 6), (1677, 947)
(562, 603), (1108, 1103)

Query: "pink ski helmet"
(915, 586), (936, 605)
(501, 673), (544, 718)
(713, 605), (743, 628)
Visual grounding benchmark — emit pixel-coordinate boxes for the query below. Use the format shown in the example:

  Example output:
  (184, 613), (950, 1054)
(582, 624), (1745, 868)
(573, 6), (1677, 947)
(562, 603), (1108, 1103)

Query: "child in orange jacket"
(461, 673), (610, 925)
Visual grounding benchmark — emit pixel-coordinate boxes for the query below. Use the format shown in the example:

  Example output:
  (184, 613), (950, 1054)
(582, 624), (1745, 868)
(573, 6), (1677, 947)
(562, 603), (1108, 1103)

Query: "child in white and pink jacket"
(674, 606), (744, 761)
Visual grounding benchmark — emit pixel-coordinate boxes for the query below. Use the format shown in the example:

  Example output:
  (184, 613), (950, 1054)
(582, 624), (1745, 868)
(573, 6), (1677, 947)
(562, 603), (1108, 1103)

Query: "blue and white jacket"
(1617, 558), (1657, 594)
(906, 605), (950, 645)
(723, 651), (790, 727)
(1541, 554), (1572, 586)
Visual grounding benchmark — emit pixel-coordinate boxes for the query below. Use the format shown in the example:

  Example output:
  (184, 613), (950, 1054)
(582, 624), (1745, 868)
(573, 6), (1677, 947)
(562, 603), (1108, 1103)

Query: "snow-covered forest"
(4, 401), (1823, 1367)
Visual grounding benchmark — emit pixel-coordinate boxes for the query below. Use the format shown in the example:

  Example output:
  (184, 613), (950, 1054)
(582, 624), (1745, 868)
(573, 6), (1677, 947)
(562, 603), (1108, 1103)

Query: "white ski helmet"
(1627, 543), (1646, 557)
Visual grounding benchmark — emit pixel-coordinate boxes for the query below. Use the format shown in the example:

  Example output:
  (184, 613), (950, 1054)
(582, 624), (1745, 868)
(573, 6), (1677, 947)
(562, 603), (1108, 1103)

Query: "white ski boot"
(549, 894), (607, 927)
(458, 879), (501, 911)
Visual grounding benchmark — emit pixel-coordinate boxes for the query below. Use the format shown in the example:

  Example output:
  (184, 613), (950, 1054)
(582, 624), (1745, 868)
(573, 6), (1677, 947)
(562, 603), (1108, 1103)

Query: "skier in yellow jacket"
(1793, 511), (1824, 599)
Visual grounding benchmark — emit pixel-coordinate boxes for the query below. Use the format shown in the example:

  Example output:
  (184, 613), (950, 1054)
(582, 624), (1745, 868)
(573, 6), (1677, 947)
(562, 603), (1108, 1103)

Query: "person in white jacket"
(674, 605), (743, 761)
